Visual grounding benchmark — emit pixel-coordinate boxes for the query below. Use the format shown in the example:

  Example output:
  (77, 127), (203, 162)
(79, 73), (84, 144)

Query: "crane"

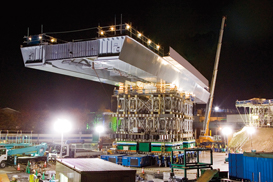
(199, 16), (226, 144)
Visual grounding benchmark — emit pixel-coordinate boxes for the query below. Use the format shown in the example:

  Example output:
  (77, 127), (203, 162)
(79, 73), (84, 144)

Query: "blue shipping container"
(108, 154), (126, 164)
(122, 155), (150, 167)
(229, 153), (273, 182)
(244, 155), (273, 182)
(229, 153), (244, 180)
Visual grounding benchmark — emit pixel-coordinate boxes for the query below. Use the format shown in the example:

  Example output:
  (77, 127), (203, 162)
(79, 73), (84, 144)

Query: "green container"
(139, 142), (150, 152)
(117, 145), (137, 152)
(182, 141), (196, 149)
(151, 146), (174, 153)
(151, 146), (161, 152)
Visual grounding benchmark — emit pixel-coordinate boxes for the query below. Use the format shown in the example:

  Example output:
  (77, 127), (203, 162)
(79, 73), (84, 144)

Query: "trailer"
(48, 142), (102, 160)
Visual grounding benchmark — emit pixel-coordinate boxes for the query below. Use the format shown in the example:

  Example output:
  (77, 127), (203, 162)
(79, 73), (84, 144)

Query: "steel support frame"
(113, 91), (194, 142)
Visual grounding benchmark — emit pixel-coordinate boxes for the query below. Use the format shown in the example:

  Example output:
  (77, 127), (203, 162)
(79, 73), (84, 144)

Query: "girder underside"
(21, 36), (209, 103)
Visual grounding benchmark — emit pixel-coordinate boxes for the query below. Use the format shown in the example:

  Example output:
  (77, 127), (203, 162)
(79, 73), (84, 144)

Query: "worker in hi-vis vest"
(28, 170), (37, 182)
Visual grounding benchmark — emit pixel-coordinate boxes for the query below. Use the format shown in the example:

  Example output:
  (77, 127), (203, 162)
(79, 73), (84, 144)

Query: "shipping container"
(229, 153), (244, 180)
(229, 152), (273, 182)
(107, 154), (127, 165)
(243, 152), (273, 182)
(122, 154), (151, 167)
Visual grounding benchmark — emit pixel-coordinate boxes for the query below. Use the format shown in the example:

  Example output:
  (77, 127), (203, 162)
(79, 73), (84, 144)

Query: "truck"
(0, 143), (48, 168)
(48, 140), (103, 161)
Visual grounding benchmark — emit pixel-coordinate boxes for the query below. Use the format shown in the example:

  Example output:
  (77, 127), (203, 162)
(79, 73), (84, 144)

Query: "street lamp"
(246, 126), (255, 151)
(214, 106), (220, 112)
(54, 118), (72, 158)
(95, 125), (105, 151)
(222, 126), (232, 153)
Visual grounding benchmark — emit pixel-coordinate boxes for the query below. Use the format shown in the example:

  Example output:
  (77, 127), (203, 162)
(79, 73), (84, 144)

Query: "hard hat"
(12, 175), (18, 179)
(37, 173), (42, 177)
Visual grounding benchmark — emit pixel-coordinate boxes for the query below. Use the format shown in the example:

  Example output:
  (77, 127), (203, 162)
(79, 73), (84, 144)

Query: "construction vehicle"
(198, 16), (226, 145)
(48, 140), (102, 161)
(0, 143), (48, 168)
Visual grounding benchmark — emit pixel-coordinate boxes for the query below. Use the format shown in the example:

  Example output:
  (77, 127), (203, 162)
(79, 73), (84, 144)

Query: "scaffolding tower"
(236, 98), (273, 127)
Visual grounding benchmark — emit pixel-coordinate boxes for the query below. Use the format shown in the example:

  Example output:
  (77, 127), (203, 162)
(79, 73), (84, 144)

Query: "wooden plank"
(0, 173), (10, 182)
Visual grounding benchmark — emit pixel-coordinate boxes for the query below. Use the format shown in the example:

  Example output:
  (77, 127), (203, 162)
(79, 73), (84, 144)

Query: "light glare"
(222, 126), (232, 136)
(54, 118), (72, 133)
(247, 126), (255, 134)
(95, 125), (105, 133)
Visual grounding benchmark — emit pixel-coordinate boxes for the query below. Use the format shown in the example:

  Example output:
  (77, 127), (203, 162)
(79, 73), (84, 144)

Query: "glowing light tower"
(54, 118), (72, 158)
(222, 126), (232, 153)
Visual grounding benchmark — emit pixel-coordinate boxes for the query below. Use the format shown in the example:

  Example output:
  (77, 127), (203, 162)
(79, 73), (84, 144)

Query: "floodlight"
(95, 125), (105, 134)
(214, 106), (220, 111)
(54, 118), (72, 133)
(222, 126), (232, 136)
(247, 126), (255, 134)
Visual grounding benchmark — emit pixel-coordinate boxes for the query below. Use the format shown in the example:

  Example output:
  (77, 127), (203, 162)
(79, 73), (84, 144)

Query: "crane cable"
(91, 62), (111, 99)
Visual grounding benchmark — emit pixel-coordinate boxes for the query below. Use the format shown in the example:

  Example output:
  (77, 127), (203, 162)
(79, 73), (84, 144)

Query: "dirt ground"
(229, 127), (273, 152)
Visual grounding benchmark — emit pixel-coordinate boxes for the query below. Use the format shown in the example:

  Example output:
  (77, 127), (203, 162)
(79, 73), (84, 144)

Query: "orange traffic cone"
(157, 170), (160, 174)
(44, 161), (47, 168)
(17, 164), (20, 171)
(142, 167), (144, 174)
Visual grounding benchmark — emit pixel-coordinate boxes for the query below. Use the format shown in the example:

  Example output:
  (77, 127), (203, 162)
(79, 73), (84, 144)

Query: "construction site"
(0, 16), (272, 182)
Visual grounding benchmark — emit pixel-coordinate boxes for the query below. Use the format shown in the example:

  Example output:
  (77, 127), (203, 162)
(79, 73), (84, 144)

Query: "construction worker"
(163, 155), (167, 167)
(36, 173), (43, 182)
(158, 155), (162, 167)
(11, 175), (18, 182)
(98, 138), (103, 151)
(187, 152), (190, 163)
(28, 170), (37, 182)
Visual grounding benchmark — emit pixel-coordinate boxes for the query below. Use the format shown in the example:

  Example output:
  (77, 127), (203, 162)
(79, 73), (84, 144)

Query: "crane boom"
(203, 16), (226, 136)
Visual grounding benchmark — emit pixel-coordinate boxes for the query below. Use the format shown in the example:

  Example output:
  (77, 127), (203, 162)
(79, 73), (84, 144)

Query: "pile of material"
(229, 127), (273, 152)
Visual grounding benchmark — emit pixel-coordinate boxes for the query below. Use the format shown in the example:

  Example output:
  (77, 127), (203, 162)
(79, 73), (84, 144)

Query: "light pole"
(247, 126), (255, 151)
(95, 125), (105, 151)
(222, 126), (232, 153)
(54, 118), (72, 158)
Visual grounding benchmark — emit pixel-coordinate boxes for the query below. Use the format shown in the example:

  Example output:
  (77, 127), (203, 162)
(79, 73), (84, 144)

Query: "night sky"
(1, 0), (273, 111)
